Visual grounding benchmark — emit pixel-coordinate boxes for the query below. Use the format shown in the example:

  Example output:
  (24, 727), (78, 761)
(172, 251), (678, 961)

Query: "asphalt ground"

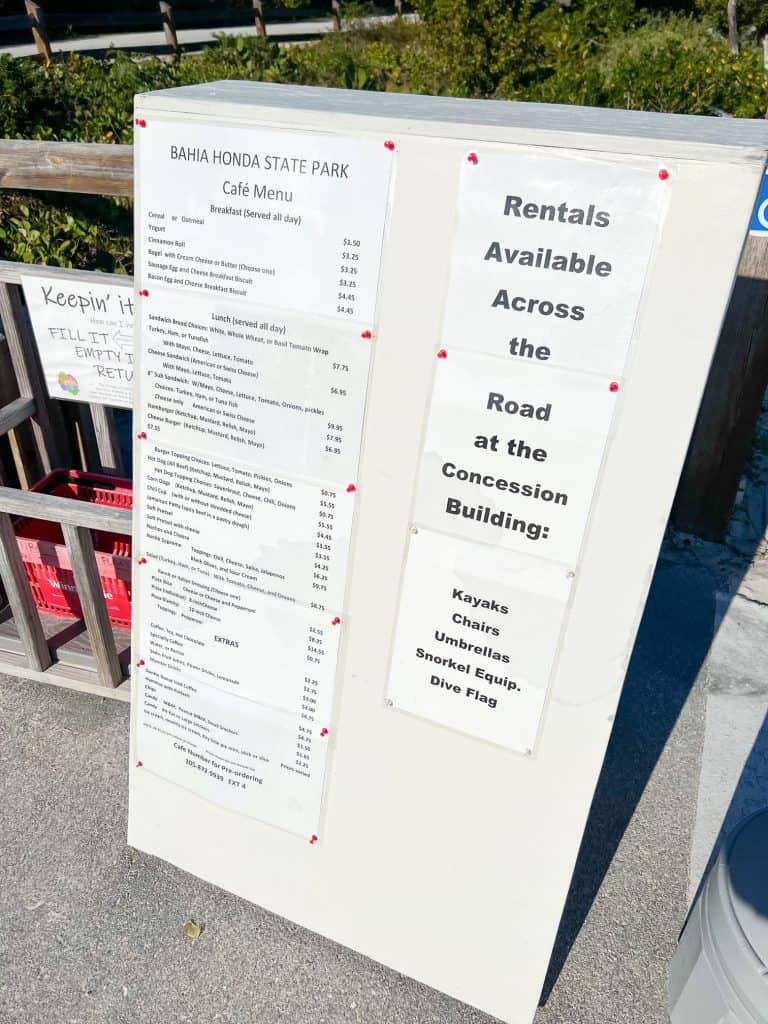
(0, 558), (751, 1024)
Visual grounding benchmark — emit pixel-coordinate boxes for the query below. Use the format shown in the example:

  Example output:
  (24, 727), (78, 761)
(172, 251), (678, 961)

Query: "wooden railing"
(0, 139), (133, 698)
(0, 486), (131, 686)
(0, 1), (390, 59)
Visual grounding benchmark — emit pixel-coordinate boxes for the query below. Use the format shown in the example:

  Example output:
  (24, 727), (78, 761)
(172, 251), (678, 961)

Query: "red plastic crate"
(14, 469), (133, 629)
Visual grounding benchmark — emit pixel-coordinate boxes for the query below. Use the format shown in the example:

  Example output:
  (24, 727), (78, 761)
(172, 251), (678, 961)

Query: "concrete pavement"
(0, 550), (765, 1023)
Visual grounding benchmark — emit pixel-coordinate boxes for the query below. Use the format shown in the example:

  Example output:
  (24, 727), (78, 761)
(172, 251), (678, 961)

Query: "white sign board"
(138, 120), (391, 323)
(440, 151), (665, 375)
(140, 291), (371, 483)
(129, 82), (768, 1024)
(132, 112), (393, 841)
(142, 445), (354, 610)
(411, 349), (617, 565)
(138, 670), (329, 835)
(22, 274), (134, 408)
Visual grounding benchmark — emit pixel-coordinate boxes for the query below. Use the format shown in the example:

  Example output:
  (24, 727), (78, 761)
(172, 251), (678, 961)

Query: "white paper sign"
(133, 121), (391, 837)
(143, 444), (354, 611)
(137, 669), (328, 835)
(22, 274), (134, 408)
(140, 291), (371, 484)
(414, 350), (616, 565)
(442, 150), (665, 375)
(141, 553), (340, 720)
(137, 120), (393, 324)
(387, 529), (571, 752)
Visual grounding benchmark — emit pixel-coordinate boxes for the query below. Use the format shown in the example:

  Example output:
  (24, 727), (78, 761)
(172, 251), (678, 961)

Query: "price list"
(133, 119), (393, 835)
(336, 236), (364, 318)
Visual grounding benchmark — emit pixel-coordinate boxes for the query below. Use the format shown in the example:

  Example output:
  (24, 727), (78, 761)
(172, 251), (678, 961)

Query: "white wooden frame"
(129, 83), (768, 1024)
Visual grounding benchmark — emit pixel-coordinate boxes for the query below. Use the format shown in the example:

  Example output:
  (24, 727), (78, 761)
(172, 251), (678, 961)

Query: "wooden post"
(61, 523), (122, 687)
(90, 405), (125, 476)
(0, 335), (40, 488)
(331, 0), (342, 32)
(0, 282), (64, 477)
(0, 511), (51, 671)
(159, 1), (179, 55)
(727, 0), (739, 55)
(672, 234), (768, 540)
(24, 0), (52, 65)
(75, 406), (102, 474)
(253, 0), (267, 37)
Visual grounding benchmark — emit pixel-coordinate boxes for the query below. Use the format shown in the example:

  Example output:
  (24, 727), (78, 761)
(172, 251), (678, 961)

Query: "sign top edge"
(134, 81), (768, 155)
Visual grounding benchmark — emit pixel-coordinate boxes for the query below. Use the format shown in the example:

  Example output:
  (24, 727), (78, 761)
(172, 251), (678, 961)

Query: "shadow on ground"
(540, 557), (718, 1004)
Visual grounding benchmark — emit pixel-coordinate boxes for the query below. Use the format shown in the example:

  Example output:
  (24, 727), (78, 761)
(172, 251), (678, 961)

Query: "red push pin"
(331, 616), (341, 626)
(609, 381), (620, 393)
(134, 118), (147, 128)
(437, 349), (447, 359)
(136, 431), (147, 440)
(360, 330), (372, 340)
(384, 140), (395, 151)
(346, 483), (356, 493)
(139, 289), (149, 297)
(136, 659), (146, 667)
(658, 168), (670, 181)
(137, 557), (147, 565)
(309, 834), (319, 844)
(135, 760), (143, 768)
(467, 152), (479, 164)
(320, 728), (329, 738)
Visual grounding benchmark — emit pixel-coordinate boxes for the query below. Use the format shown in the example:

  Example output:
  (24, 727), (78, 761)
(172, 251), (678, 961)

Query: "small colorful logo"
(58, 371), (80, 397)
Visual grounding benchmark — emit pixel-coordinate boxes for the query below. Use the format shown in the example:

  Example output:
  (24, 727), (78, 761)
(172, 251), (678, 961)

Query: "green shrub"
(0, 2), (766, 270)
(0, 194), (132, 271)
(694, 0), (768, 38)
(600, 16), (768, 116)
(524, 13), (768, 116)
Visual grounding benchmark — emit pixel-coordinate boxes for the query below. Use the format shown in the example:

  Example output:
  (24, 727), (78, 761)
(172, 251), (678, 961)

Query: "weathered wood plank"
(0, 656), (131, 701)
(159, 1), (179, 53)
(0, 260), (131, 288)
(90, 405), (125, 475)
(75, 404), (103, 473)
(0, 485), (132, 534)
(0, 282), (63, 473)
(672, 233), (768, 540)
(0, 609), (130, 696)
(24, 0), (52, 63)
(0, 335), (40, 487)
(0, 140), (133, 197)
(253, 0), (267, 37)
(61, 522), (123, 687)
(0, 396), (36, 436)
(0, 510), (51, 671)
(0, 601), (131, 673)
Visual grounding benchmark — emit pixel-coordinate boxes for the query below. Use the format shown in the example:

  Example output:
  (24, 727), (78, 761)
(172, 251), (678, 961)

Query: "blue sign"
(750, 172), (768, 235)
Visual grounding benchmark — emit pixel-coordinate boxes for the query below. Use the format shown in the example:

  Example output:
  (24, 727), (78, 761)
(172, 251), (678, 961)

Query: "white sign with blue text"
(22, 274), (134, 408)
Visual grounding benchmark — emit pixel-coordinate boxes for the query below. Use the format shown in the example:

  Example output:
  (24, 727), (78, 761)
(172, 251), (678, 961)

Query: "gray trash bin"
(669, 809), (768, 1024)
